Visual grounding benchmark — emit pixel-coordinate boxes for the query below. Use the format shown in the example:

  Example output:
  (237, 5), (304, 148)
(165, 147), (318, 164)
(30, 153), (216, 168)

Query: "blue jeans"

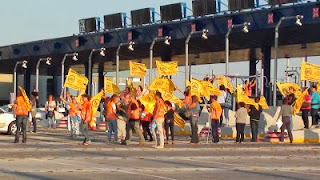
(70, 116), (80, 135)
(108, 119), (118, 141)
(48, 116), (56, 128)
(223, 108), (229, 125)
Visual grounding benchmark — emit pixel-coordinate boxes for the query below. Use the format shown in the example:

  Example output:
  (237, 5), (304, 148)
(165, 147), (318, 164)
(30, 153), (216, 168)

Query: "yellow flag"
(64, 68), (88, 92)
(148, 77), (176, 94)
(200, 80), (222, 97)
(18, 86), (32, 111)
(191, 79), (202, 97)
(276, 82), (302, 98)
(169, 95), (182, 108)
(129, 61), (147, 77)
(139, 91), (157, 113)
(217, 76), (234, 93)
(90, 91), (104, 117)
(174, 112), (185, 131)
(258, 96), (269, 110)
(127, 78), (136, 94)
(104, 78), (120, 95)
(76, 91), (85, 105)
(301, 61), (320, 82)
(156, 60), (178, 76)
(236, 84), (258, 109)
(293, 88), (309, 115)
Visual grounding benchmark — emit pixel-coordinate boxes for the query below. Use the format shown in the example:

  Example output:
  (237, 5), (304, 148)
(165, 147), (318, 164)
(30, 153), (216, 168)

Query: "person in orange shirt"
(60, 95), (80, 137)
(152, 92), (165, 149)
(80, 94), (92, 146)
(140, 104), (153, 142)
(106, 94), (118, 142)
(124, 94), (145, 145)
(13, 90), (29, 143)
(244, 80), (256, 97)
(210, 95), (223, 143)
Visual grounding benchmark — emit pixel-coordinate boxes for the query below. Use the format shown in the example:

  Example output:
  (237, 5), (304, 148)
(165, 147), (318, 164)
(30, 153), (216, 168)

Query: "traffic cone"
(58, 118), (68, 128)
(99, 121), (106, 131)
(200, 127), (211, 137)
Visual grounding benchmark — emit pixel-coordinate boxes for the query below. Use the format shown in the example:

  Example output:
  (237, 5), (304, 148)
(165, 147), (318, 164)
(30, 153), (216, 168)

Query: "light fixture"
(243, 22), (250, 33)
(72, 53), (78, 61)
(128, 41), (135, 51)
(22, 60), (28, 69)
(100, 48), (106, 56)
(296, 15), (303, 26)
(201, 29), (209, 40)
(46, 57), (52, 65)
(164, 36), (171, 45)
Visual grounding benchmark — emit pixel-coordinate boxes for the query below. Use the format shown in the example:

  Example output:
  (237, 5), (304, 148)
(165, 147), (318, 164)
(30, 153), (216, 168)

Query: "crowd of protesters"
(12, 76), (320, 146)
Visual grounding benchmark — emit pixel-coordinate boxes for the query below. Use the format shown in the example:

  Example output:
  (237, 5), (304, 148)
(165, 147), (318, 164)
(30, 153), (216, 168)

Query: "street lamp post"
(13, 60), (27, 98)
(225, 22), (250, 76)
(185, 29), (208, 88)
(88, 48), (106, 96)
(149, 36), (171, 85)
(61, 53), (78, 94)
(116, 41), (134, 86)
(273, 15), (303, 106)
(36, 57), (51, 93)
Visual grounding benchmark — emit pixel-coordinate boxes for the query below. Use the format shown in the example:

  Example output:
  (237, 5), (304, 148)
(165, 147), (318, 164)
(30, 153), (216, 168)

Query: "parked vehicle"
(0, 106), (16, 134)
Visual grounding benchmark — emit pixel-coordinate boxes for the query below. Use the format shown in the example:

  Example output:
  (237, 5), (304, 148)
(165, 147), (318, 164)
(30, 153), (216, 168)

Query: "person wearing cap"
(13, 89), (29, 143)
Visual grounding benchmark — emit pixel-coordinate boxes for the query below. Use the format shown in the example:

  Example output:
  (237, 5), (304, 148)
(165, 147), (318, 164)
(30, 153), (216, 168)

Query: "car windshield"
(0, 105), (11, 113)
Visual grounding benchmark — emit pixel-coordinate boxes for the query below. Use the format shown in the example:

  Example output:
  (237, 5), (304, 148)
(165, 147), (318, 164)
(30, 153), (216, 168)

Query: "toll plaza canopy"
(0, 1), (320, 76)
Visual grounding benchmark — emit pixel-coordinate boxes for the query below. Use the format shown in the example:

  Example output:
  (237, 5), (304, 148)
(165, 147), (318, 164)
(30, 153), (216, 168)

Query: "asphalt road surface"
(0, 128), (319, 180)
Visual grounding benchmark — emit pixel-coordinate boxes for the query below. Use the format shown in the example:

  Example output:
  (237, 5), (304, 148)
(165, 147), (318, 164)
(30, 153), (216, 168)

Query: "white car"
(0, 106), (16, 135)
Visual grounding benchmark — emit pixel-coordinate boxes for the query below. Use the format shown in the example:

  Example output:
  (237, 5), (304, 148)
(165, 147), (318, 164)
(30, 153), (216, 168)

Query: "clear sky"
(0, 0), (198, 46)
(0, 0), (317, 90)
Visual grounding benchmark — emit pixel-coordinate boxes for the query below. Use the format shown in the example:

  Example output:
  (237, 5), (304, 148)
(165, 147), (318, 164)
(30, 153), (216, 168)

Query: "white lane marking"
(30, 158), (178, 180)
(184, 158), (320, 176)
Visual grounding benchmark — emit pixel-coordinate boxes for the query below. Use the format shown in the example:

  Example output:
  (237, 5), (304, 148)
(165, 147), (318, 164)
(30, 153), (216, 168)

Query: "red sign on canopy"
(313, 8), (319, 18)
(268, 13), (274, 24)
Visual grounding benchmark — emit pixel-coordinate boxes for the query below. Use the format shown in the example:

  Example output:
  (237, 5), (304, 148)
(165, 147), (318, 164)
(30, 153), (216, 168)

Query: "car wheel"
(8, 121), (17, 135)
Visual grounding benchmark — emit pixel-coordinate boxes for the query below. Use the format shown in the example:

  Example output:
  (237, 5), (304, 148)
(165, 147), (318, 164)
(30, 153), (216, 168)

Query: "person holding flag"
(244, 80), (256, 97)
(80, 94), (92, 146)
(13, 89), (30, 143)
(60, 94), (80, 137)
(125, 94), (145, 146)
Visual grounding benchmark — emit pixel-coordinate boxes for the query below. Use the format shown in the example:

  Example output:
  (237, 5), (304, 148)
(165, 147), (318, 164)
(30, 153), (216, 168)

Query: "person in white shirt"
(217, 85), (227, 127)
(45, 95), (57, 129)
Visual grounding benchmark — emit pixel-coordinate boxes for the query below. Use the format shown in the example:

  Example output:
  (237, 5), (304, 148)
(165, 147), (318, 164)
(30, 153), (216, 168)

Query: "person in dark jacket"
(164, 101), (175, 144)
(248, 97), (263, 142)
